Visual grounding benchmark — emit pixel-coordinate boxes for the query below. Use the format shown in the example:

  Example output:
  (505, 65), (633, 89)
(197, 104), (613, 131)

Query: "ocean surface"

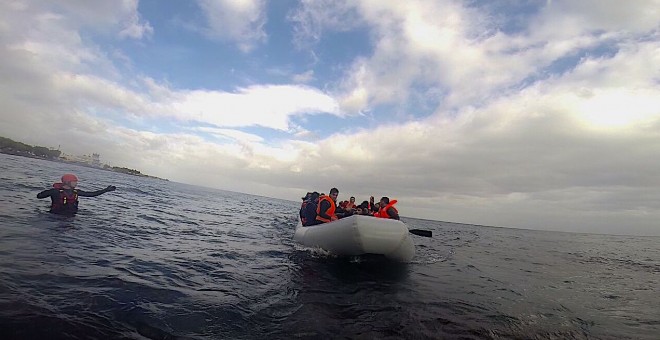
(0, 153), (658, 340)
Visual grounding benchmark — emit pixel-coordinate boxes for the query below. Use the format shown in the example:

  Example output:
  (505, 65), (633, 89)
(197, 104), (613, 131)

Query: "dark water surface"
(0, 153), (658, 339)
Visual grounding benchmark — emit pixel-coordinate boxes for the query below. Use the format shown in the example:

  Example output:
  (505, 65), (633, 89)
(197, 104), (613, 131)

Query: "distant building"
(59, 152), (103, 168)
(91, 153), (101, 167)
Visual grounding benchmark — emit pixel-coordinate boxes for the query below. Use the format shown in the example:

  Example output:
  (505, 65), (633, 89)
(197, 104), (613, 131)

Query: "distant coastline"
(0, 136), (168, 181)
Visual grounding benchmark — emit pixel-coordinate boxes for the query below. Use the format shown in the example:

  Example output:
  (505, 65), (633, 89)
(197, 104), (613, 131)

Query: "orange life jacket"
(316, 195), (336, 223)
(376, 200), (398, 219)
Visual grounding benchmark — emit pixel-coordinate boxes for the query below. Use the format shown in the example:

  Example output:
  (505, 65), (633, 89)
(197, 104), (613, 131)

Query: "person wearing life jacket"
(302, 192), (320, 226)
(36, 173), (116, 215)
(345, 196), (357, 212)
(299, 192), (312, 224)
(316, 188), (339, 223)
(375, 196), (399, 220)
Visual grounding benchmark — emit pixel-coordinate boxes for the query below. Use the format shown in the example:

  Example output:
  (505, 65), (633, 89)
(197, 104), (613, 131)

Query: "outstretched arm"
(37, 188), (56, 199)
(78, 185), (116, 197)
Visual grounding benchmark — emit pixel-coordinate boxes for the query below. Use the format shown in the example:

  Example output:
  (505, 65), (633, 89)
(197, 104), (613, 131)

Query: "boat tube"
(294, 215), (415, 262)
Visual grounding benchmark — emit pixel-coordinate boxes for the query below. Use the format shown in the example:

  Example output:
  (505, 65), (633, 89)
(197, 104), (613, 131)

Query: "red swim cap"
(61, 174), (78, 183)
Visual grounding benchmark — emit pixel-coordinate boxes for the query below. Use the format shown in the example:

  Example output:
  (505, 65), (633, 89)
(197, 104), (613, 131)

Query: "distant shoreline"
(0, 149), (168, 182)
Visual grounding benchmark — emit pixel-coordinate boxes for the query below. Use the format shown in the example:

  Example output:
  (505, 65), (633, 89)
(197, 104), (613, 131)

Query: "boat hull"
(294, 215), (415, 262)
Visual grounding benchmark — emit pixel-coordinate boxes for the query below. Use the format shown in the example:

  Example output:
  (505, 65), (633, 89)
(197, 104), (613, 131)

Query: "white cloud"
(314, 0), (660, 113)
(288, 0), (363, 49)
(18, 0), (154, 40)
(533, 0), (660, 38)
(118, 0), (154, 40)
(196, 0), (267, 52)
(292, 70), (315, 83)
(164, 84), (341, 130)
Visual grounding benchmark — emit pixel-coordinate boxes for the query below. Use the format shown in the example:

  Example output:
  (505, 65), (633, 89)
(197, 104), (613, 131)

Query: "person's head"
(370, 196), (374, 202)
(329, 187), (339, 201)
(350, 196), (355, 203)
(310, 192), (320, 202)
(302, 192), (312, 201)
(61, 174), (78, 188)
(380, 196), (390, 205)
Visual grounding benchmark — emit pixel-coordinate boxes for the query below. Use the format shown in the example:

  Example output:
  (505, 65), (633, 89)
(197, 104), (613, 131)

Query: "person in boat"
(369, 196), (378, 214)
(299, 192), (312, 223)
(316, 187), (339, 223)
(340, 196), (357, 216)
(335, 202), (353, 219)
(347, 196), (357, 210)
(355, 200), (372, 215)
(338, 200), (347, 212)
(301, 192), (320, 226)
(375, 196), (399, 220)
(37, 173), (116, 215)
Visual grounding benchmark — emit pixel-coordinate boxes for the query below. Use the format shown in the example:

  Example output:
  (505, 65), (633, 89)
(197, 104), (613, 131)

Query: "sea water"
(0, 153), (658, 339)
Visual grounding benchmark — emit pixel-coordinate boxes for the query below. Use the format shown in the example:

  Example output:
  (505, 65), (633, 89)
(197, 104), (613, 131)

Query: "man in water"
(37, 173), (116, 215)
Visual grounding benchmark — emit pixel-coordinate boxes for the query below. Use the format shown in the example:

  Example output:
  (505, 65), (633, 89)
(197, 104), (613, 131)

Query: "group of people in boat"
(299, 187), (399, 226)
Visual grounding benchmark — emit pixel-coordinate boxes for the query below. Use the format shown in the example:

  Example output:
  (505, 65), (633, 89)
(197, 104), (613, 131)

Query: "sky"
(1, 0), (659, 236)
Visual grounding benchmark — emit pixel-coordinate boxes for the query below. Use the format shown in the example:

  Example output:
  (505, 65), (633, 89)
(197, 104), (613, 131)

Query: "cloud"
(162, 84), (342, 130)
(533, 0), (660, 37)
(118, 0), (154, 39)
(312, 0), (660, 114)
(15, 0), (154, 40)
(288, 0), (363, 49)
(196, 0), (267, 52)
(292, 70), (315, 83)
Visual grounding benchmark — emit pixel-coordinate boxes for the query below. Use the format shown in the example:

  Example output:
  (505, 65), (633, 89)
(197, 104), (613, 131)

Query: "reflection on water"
(0, 153), (658, 339)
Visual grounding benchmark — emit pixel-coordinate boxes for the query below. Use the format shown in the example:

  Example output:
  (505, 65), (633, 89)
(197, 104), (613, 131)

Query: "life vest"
(376, 200), (398, 219)
(315, 195), (336, 223)
(50, 183), (79, 214)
